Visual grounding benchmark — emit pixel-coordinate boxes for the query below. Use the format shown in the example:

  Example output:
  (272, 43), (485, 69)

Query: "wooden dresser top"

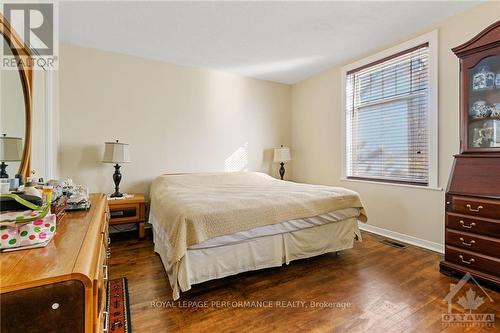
(0, 193), (107, 293)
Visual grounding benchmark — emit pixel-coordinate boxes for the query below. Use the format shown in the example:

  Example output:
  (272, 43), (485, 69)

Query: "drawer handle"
(103, 311), (109, 332)
(459, 220), (476, 229)
(107, 249), (111, 259)
(103, 264), (108, 281)
(108, 237), (111, 245)
(459, 237), (475, 247)
(459, 254), (475, 265)
(466, 204), (483, 212)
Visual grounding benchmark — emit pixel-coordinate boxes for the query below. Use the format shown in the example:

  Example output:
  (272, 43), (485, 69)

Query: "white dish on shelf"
(470, 100), (492, 119)
(491, 102), (500, 118)
(472, 67), (495, 90)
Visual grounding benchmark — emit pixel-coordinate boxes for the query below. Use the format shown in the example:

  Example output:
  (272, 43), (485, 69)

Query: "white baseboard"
(358, 222), (444, 254)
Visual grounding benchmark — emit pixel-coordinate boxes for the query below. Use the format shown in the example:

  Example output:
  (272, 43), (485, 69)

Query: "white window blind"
(345, 43), (429, 185)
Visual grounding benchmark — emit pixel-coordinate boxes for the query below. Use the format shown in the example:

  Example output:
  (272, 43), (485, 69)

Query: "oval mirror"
(0, 16), (32, 180)
(0, 35), (26, 179)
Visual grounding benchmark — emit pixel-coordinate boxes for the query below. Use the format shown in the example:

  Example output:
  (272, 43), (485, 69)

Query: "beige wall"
(58, 45), (291, 195)
(291, 2), (500, 246)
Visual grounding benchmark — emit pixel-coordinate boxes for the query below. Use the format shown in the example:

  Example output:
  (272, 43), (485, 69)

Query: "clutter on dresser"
(45, 179), (66, 222)
(0, 191), (56, 252)
(50, 195), (67, 223)
(22, 176), (43, 198)
(0, 174), (44, 212)
(4, 174), (23, 192)
(0, 194), (42, 211)
(63, 178), (91, 211)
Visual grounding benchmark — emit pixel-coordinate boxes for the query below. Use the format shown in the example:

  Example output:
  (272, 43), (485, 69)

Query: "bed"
(150, 172), (367, 300)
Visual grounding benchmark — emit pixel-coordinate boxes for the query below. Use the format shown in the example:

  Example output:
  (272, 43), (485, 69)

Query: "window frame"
(340, 30), (439, 189)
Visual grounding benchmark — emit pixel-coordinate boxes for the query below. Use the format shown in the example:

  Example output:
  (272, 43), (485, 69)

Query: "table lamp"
(0, 134), (23, 179)
(273, 145), (291, 180)
(102, 140), (131, 197)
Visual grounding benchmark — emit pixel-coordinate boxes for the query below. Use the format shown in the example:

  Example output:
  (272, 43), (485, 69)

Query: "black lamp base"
(279, 162), (286, 180)
(110, 163), (123, 197)
(0, 162), (8, 179)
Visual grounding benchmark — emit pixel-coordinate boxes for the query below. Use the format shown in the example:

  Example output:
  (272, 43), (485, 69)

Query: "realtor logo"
(3, 3), (53, 55)
(1, 1), (58, 69)
(442, 273), (495, 328)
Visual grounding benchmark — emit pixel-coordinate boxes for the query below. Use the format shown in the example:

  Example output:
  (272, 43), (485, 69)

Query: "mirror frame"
(0, 14), (33, 179)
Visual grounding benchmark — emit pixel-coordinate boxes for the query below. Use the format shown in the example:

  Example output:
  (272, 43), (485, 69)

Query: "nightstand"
(107, 194), (147, 239)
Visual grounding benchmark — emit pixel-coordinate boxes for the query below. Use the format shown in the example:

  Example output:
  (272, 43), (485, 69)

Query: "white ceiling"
(59, 1), (483, 84)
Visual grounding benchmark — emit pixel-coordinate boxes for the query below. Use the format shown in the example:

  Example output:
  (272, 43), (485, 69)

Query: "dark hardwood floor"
(109, 231), (499, 332)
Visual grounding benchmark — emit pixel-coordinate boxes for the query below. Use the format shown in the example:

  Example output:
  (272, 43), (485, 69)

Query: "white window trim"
(340, 30), (440, 190)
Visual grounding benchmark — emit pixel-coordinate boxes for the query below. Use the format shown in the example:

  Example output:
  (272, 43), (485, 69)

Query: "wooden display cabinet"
(440, 20), (500, 288)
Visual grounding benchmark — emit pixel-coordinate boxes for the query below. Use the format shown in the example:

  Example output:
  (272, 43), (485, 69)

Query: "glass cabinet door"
(468, 55), (500, 150)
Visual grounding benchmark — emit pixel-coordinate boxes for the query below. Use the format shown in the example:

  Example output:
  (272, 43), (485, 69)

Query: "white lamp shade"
(0, 136), (23, 161)
(273, 146), (291, 162)
(102, 141), (131, 163)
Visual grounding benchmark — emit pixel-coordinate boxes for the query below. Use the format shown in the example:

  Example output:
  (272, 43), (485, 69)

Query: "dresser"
(440, 21), (500, 288)
(0, 194), (110, 333)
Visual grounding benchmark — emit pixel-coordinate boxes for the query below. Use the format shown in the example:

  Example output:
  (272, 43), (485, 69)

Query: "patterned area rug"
(106, 277), (132, 333)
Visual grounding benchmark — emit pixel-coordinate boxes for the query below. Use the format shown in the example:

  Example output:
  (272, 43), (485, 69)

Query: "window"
(343, 32), (438, 187)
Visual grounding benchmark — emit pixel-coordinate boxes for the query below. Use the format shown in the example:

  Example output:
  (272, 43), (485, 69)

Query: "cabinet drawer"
(445, 245), (500, 277)
(0, 281), (85, 333)
(93, 241), (108, 333)
(449, 195), (500, 219)
(446, 229), (500, 257)
(446, 213), (500, 237)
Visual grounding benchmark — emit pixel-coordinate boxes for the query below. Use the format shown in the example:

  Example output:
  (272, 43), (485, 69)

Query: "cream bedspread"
(150, 172), (367, 264)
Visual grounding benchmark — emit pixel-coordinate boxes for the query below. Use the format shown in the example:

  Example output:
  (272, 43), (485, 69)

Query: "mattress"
(150, 172), (366, 266)
(189, 207), (360, 249)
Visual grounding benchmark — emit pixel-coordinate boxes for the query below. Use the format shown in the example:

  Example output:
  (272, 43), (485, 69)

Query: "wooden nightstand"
(107, 194), (147, 239)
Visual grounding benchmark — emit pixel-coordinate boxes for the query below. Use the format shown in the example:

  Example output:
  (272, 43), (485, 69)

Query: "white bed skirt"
(152, 217), (362, 300)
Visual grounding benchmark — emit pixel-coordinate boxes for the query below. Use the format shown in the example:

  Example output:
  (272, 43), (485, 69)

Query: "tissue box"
(0, 212), (56, 250)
